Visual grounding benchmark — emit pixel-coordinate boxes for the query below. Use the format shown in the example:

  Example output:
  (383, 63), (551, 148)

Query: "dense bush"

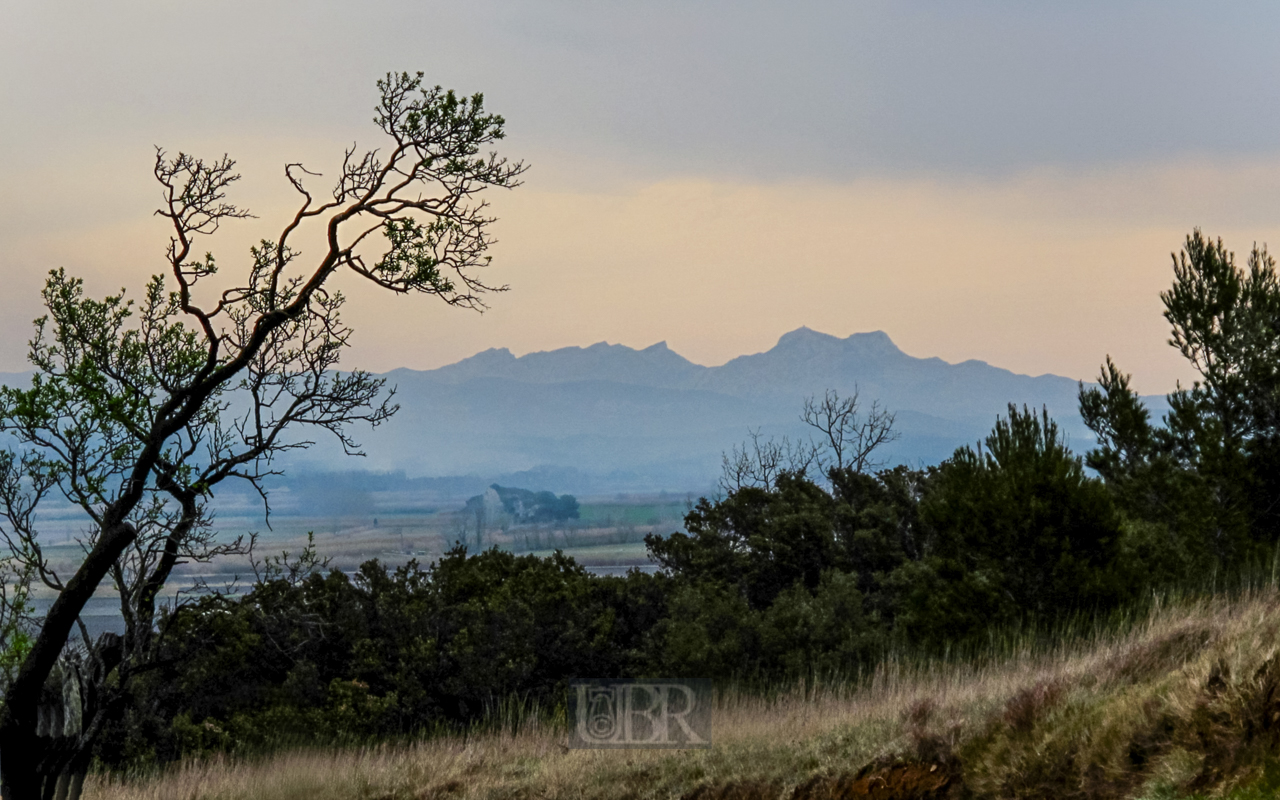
(97, 547), (666, 765)
(907, 405), (1128, 639)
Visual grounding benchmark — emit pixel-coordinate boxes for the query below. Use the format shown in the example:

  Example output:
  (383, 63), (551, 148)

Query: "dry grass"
(85, 588), (1280, 800)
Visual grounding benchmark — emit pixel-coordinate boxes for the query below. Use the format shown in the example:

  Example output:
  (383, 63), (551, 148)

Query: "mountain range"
(282, 327), (1117, 494)
(0, 328), (1140, 496)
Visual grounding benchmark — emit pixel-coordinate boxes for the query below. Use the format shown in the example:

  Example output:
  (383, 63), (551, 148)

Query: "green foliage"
(913, 405), (1127, 636)
(0, 560), (33, 688)
(648, 473), (840, 611)
(640, 571), (882, 683)
(650, 406), (1129, 659)
(653, 583), (758, 679)
(1082, 230), (1280, 576)
(827, 464), (934, 618)
(756, 570), (881, 678)
(103, 546), (667, 766)
(882, 556), (1013, 649)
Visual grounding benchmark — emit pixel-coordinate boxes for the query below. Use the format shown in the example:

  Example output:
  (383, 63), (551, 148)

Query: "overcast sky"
(4, 2), (1280, 391)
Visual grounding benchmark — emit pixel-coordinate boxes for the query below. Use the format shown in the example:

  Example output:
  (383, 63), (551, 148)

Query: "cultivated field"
(28, 496), (688, 639)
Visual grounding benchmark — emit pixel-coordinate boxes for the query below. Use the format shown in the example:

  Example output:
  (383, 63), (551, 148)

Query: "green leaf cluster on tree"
(1081, 230), (1280, 581)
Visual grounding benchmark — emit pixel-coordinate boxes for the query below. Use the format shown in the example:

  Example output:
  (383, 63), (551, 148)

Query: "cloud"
(4, 2), (1280, 396)
(4, 2), (1280, 182)
(412, 154), (1278, 394)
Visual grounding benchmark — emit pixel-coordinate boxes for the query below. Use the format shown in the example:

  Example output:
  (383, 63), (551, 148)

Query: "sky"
(4, 2), (1280, 393)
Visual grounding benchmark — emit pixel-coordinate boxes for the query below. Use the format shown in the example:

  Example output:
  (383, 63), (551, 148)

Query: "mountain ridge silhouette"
(1, 328), (1148, 493)
(298, 328), (1100, 490)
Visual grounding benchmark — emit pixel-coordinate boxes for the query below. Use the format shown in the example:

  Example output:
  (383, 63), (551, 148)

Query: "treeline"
(464, 484), (581, 525)
(96, 230), (1280, 767)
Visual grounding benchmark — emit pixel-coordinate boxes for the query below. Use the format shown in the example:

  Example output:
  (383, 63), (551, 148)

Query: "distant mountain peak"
(772, 327), (903, 357)
(775, 326), (832, 345)
(843, 330), (903, 357)
(461, 347), (516, 364)
(851, 330), (896, 346)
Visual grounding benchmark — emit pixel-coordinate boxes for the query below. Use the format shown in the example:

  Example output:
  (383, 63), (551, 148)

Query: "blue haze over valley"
(0, 327), (1155, 499)
(265, 327), (1133, 495)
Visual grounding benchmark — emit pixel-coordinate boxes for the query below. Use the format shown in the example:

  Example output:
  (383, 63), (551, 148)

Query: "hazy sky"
(4, 2), (1280, 392)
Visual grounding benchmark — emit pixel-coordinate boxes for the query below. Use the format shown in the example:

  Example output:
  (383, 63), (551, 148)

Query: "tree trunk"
(0, 725), (43, 799)
(1, 659), (85, 800)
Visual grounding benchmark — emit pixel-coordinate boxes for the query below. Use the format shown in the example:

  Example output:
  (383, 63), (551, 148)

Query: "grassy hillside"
(88, 587), (1280, 800)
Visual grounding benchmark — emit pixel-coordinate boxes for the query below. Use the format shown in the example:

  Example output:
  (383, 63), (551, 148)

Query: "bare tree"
(719, 389), (899, 495)
(719, 428), (821, 493)
(0, 72), (524, 800)
(801, 388), (899, 474)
